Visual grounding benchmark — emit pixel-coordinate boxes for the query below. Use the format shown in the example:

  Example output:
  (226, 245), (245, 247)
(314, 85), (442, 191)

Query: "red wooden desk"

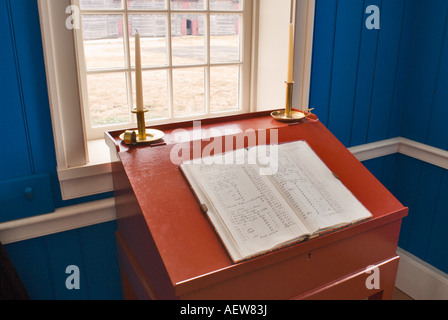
(106, 111), (407, 300)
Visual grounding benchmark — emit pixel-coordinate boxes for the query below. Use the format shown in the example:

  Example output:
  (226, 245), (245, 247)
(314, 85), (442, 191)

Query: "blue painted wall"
(310, 0), (448, 275)
(1, 0), (448, 299)
(310, 0), (419, 148)
(1, 0), (121, 299)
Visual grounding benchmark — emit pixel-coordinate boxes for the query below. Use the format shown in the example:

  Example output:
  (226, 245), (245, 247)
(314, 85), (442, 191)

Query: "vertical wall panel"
(0, 0), (33, 179)
(5, 238), (54, 300)
(44, 230), (89, 300)
(426, 172), (448, 273)
(401, 0), (448, 143)
(362, 157), (384, 181)
(8, 0), (56, 174)
(406, 163), (444, 260)
(309, 0), (338, 127)
(367, 0), (405, 143)
(380, 154), (398, 192)
(79, 221), (122, 300)
(388, 0), (419, 139)
(391, 155), (423, 250)
(327, 0), (364, 147)
(426, 14), (448, 151)
(349, 0), (380, 147)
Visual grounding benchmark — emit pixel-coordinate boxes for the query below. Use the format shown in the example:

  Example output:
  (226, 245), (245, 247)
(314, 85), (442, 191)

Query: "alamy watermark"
(366, 5), (381, 30)
(169, 121), (279, 176)
(65, 5), (80, 30)
(65, 265), (80, 290)
(365, 265), (380, 290)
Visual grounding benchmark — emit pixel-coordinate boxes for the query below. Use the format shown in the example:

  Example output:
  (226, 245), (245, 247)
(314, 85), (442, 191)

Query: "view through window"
(74, 0), (248, 139)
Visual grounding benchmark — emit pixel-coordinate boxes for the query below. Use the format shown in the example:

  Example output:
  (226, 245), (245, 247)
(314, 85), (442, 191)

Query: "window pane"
(87, 73), (130, 126)
(173, 68), (205, 116)
(210, 14), (240, 63)
(210, 66), (239, 112)
(129, 15), (168, 67)
(82, 15), (125, 70)
(132, 70), (169, 120)
(170, 0), (205, 10)
(171, 14), (205, 65)
(210, 0), (241, 11)
(80, 0), (122, 10)
(127, 0), (166, 10)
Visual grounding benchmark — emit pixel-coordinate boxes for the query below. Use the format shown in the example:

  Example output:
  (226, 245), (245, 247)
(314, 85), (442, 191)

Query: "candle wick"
(135, 29), (139, 34)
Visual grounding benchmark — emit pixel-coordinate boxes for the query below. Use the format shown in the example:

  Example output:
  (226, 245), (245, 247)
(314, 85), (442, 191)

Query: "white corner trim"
(348, 138), (401, 162)
(396, 248), (448, 300)
(0, 198), (116, 245)
(398, 138), (448, 171)
(349, 137), (448, 171)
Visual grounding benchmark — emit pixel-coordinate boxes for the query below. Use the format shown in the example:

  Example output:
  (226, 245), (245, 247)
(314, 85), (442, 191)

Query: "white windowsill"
(57, 139), (115, 200)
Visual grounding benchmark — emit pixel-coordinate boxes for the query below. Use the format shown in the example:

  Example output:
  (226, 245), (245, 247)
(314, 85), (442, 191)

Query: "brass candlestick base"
(119, 108), (165, 145)
(271, 81), (306, 122)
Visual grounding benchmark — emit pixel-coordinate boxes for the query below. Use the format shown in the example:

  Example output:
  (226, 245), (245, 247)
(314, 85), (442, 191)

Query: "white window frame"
(73, 0), (253, 141)
(37, 0), (315, 200)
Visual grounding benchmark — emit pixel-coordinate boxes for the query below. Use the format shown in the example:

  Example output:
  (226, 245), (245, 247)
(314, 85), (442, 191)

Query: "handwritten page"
(182, 151), (309, 260)
(180, 142), (372, 262)
(264, 141), (371, 233)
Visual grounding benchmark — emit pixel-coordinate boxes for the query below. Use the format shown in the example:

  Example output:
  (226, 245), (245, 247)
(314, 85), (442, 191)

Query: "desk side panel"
(112, 159), (176, 300)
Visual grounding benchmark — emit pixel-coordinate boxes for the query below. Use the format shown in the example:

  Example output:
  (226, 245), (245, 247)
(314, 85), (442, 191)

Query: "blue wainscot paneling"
(390, 155), (448, 275)
(0, 173), (55, 223)
(5, 221), (123, 300)
(362, 154), (448, 276)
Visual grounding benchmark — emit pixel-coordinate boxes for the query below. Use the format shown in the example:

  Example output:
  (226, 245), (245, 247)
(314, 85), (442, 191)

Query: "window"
(72, 0), (252, 140)
(38, 0), (315, 199)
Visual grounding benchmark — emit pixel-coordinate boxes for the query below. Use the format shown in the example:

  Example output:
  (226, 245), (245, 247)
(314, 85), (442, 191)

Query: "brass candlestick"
(132, 108), (149, 141)
(271, 81), (306, 122)
(119, 107), (165, 145)
(285, 81), (294, 117)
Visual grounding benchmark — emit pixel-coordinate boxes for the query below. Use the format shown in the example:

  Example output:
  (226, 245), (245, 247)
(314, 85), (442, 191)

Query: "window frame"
(37, 0), (315, 200)
(73, 0), (253, 140)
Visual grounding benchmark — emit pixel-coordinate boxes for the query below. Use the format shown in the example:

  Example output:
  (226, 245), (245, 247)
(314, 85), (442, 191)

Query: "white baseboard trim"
(0, 198), (116, 245)
(396, 248), (448, 300)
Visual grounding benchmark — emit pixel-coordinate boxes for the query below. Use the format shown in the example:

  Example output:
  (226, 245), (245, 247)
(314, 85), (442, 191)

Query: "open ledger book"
(180, 141), (372, 263)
